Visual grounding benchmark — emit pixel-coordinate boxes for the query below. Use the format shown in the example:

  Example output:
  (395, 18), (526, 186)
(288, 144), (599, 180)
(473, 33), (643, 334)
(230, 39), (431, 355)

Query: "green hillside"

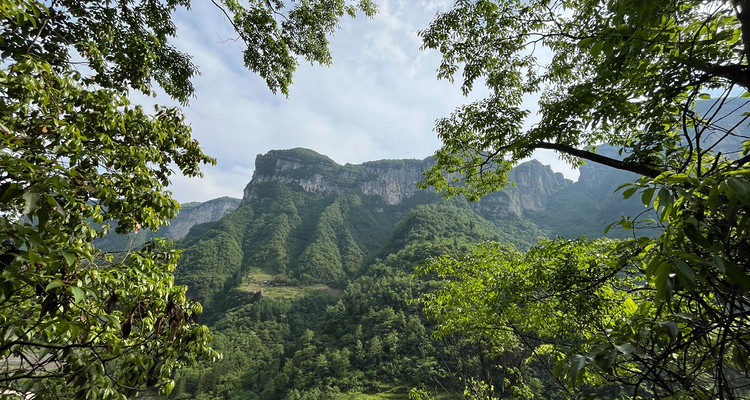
(165, 149), (647, 399)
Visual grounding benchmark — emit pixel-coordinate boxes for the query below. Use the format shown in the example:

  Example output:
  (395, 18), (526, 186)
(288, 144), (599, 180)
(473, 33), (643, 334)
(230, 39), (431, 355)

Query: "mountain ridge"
(169, 147), (653, 399)
(174, 148), (644, 318)
(242, 148), (432, 206)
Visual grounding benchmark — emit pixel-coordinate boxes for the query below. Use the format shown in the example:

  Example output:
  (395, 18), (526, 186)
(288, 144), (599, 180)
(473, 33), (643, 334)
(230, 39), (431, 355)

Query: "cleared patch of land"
(350, 385), (454, 399)
(240, 269), (340, 300)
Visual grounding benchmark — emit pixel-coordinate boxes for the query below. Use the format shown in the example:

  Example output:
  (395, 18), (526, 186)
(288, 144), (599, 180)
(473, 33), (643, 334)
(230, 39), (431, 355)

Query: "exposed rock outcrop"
(242, 148), (431, 206)
(241, 149), (571, 218)
(165, 197), (240, 240)
(471, 160), (570, 219)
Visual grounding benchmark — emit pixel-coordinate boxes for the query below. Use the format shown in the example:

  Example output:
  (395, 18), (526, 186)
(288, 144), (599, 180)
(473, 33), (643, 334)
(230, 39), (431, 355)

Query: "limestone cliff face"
(246, 152), (341, 196)
(575, 146), (637, 197)
(165, 197), (240, 239)
(241, 149), (574, 219)
(472, 160), (570, 218)
(357, 161), (427, 205)
(242, 148), (431, 206)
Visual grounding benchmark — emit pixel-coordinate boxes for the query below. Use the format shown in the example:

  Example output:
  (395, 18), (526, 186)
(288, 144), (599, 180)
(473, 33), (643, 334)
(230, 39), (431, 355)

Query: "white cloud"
(147, 0), (576, 203)
(420, 0), (453, 12)
(168, 164), (254, 201)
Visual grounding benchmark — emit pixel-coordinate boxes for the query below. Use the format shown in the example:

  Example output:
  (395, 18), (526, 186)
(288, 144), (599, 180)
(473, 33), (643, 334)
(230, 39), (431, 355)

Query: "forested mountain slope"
(167, 148), (645, 399)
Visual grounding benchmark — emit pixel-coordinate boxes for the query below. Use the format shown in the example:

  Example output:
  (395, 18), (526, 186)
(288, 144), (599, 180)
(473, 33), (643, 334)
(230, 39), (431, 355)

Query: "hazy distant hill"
(165, 197), (241, 239)
(93, 196), (240, 252)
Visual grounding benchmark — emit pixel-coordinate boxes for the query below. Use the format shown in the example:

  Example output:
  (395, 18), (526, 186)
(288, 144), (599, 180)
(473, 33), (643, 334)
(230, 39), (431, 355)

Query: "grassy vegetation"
(351, 385), (454, 399)
(351, 391), (409, 399)
(239, 269), (340, 300)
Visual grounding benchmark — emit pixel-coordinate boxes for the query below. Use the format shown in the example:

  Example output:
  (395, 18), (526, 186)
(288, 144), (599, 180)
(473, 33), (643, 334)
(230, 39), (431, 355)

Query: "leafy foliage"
(419, 0), (750, 397)
(0, 0), (377, 398)
(416, 238), (636, 398)
(171, 242), (499, 399)
(0, 26), (216, 400)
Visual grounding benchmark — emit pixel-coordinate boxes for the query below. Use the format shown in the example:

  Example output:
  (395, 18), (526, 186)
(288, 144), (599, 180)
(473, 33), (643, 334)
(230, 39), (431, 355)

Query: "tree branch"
(533, 142), (664, 178)
(735, 152), (750, 167)
(697, 63), (750, 91)
(736, 0), (750, 64)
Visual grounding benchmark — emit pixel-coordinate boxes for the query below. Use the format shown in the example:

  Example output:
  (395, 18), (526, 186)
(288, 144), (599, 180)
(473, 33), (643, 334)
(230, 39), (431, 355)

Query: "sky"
(152, 0), (577, 203)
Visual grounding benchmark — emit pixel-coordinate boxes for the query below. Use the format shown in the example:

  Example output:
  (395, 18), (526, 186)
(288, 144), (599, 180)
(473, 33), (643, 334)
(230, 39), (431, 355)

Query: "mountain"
(174, 148), (643, 313)
(169, 148), (646, 399)
(242, 148), (431, 206)
(93, 196), (240, 252)
(164, 197), (241, 240)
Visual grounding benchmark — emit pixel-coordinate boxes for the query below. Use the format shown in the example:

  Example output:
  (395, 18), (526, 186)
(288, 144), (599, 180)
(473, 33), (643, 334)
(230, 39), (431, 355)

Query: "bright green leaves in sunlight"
(419, 0), (750, 398)
(416, 238), (639, 397)
(621, 166), (750, 301)
(0, 40), (217, 400)
(0, 34), (216, 398)
(1, 0), (376, 398)
(420, 0), (748, 198)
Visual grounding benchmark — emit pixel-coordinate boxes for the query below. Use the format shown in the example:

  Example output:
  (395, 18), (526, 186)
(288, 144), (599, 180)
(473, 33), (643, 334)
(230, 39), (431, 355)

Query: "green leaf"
(578, 37), (595, 48)
(623, 298), (638, 314)
(591, 40), (602, 57)
(0, 281), (12, 302)
(726, 177), (750, 204)
(593, 347), (617, 372)
(21, 191), (40, 217)
(640, 187), (655, 206)
(622, 187), (638, 199)
(615, 343), (639, 356)
(71, 286), (85, 304)
(62, 251), (75, 267)
(683, 223), (711, 249)
(707, 185), (720, 213)
(0, 183), (23, 202)
(725, 262), (750, 291)
(653, 262), (674, 304)
(655, 320), (679, 339)
(159, 379), (176, 396)
(713, 255), (727, 273)
(569, 354), (586, 383)
(655, 187), (671, 212)
(674, 259), (696, 289)
(732, 345), (748, 371)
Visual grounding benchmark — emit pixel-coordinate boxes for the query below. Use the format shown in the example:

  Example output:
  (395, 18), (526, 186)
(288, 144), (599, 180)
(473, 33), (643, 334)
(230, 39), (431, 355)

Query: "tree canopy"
(422, 0), (749, 197)
(0, 0), (375, 398)
(419, 0), (750, 398)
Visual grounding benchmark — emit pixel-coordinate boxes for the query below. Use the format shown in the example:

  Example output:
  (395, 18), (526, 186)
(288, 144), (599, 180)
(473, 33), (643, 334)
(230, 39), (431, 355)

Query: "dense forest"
(163, 148), (649, 399)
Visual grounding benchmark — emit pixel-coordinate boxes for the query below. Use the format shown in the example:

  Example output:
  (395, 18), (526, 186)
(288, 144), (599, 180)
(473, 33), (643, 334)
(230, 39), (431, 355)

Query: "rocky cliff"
(165, 197), (241, 240)
(472, 160), (571, 219)
(241, 148), (432, 206)
(241, 148), (571, 217)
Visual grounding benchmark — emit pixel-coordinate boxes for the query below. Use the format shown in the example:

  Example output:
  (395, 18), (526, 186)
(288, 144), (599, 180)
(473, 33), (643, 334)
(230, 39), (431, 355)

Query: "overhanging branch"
(534, 142), (664, 178)
(697, 64), (750, 91)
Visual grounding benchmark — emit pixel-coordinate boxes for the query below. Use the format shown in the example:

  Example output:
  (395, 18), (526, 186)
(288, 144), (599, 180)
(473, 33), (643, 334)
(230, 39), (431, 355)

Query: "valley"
(161, 148), (643, 399)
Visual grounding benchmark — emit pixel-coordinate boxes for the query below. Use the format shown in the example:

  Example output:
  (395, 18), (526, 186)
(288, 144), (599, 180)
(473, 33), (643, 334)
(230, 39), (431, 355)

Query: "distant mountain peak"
(165, 197), (241, 240)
